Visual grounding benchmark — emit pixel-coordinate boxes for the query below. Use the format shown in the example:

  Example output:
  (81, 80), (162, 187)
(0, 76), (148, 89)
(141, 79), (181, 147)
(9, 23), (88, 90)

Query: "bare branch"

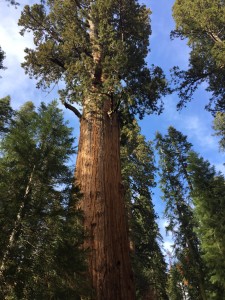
(64, 102), (82, 119)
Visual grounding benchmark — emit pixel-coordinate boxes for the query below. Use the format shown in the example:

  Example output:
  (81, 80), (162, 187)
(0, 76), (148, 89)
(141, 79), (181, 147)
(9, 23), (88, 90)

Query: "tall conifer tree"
(18, 1), (168, 298)
(0, 100), (89, 299)
(0, 96), (14, 134)
(188, 152), (225, 299)
(121, 120), (168, 300)
(155, 127), (208, 300)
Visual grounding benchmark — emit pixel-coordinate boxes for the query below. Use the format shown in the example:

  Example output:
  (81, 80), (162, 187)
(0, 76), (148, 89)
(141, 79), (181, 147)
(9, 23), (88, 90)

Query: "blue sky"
(0, 0), (224, 254)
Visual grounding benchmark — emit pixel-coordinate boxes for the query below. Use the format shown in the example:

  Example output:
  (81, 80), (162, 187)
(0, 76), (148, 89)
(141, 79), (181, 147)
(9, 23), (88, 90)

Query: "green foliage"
(0, 96), (14, 134)
(155, 127), (208, 300)
(0, 46), (5, 72)
(172, 0), (225, 113)
(121, 120), (168, 299)
(167, 263), (188, 300)
(213, 112), (225, 151)
(188, 151), (225, 298)
(0, 100), (90, 299)
(18, 0), (168, 119)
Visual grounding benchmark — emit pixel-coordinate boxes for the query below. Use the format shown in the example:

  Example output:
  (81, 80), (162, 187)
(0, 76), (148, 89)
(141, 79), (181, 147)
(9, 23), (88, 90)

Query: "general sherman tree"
(19, 1), (167, 299)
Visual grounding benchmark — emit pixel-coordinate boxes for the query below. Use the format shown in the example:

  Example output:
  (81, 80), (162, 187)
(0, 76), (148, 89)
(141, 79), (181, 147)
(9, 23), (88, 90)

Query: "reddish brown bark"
(75, 99), (135, 300)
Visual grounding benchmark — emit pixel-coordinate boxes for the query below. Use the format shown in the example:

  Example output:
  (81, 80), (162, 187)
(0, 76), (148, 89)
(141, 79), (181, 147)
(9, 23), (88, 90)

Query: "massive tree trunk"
(75, 97), (135, 299)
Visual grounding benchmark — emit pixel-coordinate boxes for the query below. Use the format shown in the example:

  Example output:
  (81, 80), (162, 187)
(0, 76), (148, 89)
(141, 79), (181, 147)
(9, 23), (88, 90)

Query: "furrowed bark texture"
(75, 99), (135, 300)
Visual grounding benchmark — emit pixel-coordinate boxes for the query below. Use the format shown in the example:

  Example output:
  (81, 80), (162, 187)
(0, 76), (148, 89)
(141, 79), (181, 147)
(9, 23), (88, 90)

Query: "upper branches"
(19, 0), (169, 120)
(171, 0), (225, 114)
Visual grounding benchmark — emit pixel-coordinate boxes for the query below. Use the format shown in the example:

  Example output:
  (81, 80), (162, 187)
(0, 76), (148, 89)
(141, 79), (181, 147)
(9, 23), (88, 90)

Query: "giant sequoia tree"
(172, 0), (225, 113)
(19, 1), (167, 299)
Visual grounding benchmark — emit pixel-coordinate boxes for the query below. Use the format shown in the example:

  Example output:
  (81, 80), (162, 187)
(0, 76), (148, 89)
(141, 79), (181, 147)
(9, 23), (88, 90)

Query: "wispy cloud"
(181, 114), (219, 151)
(0, 1), (36, 105)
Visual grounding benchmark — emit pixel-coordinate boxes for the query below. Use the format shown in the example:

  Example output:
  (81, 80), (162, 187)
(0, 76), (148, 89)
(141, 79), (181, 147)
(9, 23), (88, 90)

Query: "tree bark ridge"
(75, 99), (135, 300)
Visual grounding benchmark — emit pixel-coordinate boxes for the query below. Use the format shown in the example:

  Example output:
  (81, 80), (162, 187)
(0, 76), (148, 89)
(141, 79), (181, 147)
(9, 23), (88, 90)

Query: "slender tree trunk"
(173, 148), (207, 300)
(0, 167), (35, 274)
(75, 98), (135, 300)
(0, 167), (35, 294)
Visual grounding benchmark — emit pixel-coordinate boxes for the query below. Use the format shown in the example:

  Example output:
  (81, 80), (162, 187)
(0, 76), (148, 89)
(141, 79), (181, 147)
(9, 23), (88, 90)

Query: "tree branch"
(49, 57), (66, 70)
(64, 102), (82, 119)
(206, 28), (223, 44)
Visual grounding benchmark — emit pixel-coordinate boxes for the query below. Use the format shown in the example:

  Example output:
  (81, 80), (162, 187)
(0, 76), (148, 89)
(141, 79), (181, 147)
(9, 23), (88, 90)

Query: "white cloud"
(0, 1), (37, 106)
(184, 115), (200, 131)
(0, 2), (34, 61)
(163, 240), (174, 252)
(181, 115), (219, 150)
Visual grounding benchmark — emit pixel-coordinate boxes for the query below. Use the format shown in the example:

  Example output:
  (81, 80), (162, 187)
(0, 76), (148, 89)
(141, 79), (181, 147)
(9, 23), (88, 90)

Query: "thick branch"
(64, 102), (82, 119)
(206, 28), (223, 44)
(49, 57), (66, 70)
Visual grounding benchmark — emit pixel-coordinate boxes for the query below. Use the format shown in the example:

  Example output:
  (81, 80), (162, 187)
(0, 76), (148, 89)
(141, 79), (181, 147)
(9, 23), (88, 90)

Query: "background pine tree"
(0, 100), (90, 299)
(155, 127), (208, 300)
(188, 151), (225, 299)
(121, 120), (168, 299)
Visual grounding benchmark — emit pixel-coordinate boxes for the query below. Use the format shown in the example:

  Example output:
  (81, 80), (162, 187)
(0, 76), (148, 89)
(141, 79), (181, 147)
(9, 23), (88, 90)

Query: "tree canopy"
(18, 0), (168, 119)
(172, 0), (225, 114)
